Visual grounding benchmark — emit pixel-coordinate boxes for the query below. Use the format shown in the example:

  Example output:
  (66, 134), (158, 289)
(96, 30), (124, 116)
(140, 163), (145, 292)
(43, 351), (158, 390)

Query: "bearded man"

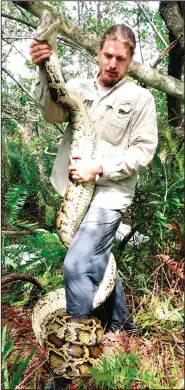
(30, 24), (158, 334)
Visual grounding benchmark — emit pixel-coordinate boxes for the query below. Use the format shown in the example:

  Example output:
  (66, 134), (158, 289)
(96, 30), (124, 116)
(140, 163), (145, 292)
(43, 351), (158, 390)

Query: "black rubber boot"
(106, 319), (140, 334)
(41, 377), (71, 390)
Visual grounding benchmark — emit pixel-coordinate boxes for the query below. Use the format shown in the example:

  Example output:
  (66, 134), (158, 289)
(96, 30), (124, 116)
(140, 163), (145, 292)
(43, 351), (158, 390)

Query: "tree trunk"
(167, 30), (184, 127)
(159, 1), (185, 126)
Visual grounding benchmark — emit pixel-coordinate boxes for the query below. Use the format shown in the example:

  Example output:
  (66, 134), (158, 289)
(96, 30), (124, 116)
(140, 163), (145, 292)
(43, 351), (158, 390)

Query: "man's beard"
(99, 70), (121, 87)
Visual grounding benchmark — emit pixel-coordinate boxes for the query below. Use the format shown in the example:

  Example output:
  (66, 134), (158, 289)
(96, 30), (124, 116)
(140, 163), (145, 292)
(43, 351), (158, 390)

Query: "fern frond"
(5, 185), (29, 228)
(154, 254), (184, 279)
(159, 126), (184, 175)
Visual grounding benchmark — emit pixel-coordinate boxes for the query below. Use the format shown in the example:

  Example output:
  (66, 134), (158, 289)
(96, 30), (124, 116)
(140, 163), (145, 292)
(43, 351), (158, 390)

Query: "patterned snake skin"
(32, 11), (117, 378)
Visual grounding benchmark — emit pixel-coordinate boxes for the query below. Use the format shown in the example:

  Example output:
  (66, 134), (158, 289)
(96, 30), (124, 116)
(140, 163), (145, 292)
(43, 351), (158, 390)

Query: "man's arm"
(35, 66), (69, 123)
(100, 92), (158, 181)
(69, 92), (158, 183)
(30, 40), (69, 123)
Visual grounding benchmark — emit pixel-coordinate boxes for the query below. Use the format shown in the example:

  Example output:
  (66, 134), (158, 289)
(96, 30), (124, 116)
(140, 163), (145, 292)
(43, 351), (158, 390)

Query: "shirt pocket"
(101, 103), (132, 145)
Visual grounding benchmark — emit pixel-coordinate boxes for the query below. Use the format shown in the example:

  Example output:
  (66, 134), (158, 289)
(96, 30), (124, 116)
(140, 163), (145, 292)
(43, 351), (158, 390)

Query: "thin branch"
(117, 224), (140, 252)
(2, 116), (24, 120)
(154, 254), (184, 280)
(2, 66), (35, 102)
(3, 35), (95, 64)
(44, 147), (57, 156)
(3, 36), (33, 39)
(2, 230), (36, 235)
(2, 67), (36, 102)
(14, 359), (48, 390)
(2, 38), (16, 64)
(2, 273), (43, 290)
(3, 37), (38, 68)
(13, 2), (31, 22)
(1, 12), (36, 29)
(3, 35), (96, 63)
(137, 10), (144, 64)
(135, 1), (168, 48)
(152, 39), (178, 68)
(2, 68), (64, 134)
(96, 0), (101, 37)
(162, 161), (168, 202)
(2, 38), (39, 78)
(58, 37), (96, 64)
(167, 178), (183, 194)
(53, 123), (65, 134)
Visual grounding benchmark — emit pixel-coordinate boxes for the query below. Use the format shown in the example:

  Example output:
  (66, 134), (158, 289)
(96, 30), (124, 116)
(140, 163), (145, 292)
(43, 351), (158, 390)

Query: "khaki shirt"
(35, 68), (158, 212)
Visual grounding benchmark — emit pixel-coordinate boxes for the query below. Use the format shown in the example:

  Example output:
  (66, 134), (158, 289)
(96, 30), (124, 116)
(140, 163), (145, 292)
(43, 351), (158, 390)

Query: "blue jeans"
(63, 205), (130, 325)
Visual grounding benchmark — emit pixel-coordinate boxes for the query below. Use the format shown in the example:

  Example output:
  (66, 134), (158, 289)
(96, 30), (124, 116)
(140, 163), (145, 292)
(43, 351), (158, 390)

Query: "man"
(30, 24), (158, 333)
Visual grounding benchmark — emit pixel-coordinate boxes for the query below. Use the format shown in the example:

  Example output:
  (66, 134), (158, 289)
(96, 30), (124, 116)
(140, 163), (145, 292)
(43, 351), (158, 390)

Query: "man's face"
(98, 40), (133, 87)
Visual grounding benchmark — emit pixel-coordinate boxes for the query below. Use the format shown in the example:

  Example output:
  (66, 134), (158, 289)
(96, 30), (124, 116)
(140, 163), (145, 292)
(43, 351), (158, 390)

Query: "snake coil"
(32, 11), (117, 378)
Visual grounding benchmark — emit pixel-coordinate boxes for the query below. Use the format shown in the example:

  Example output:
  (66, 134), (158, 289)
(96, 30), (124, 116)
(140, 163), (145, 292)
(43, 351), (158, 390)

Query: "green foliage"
(2, 134), (61, 230)
(130, 124), (183, 254)
(5, 184), (31, 229)
(134, 294), (184, 336)
(2, 325), (36, 389)
(90, 348), (167, 389)
(2, 227), (66, 308)
(111, 122), (184, 298)
(153, 9), (169, 68)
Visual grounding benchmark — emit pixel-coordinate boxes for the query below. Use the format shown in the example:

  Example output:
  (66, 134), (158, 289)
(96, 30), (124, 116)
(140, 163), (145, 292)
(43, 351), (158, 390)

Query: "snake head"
(34, 10), (60, 44)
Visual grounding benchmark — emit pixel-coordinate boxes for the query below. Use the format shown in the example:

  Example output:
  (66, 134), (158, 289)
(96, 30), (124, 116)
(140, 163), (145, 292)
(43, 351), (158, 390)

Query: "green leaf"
(3, 362), (10, 389)
(2, 326), (14, 360)
(4, 256), (17, 270)
(9, 345), (37, 388)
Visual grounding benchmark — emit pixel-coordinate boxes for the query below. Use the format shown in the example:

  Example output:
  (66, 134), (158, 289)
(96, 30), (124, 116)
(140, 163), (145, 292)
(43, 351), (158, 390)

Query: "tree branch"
(58, 37), (96, 63)
(14, 359), (48, 390)
(2, 230), (36, 235)
(2, 273), (43, 290)
(12, 0), (99, 55)
(2, 67), (64, 134)
(1, 11), (35, 29)
(3, 37), (38, 72)
(152, 39), (178, 68)
(137, 10), (144, 64)
(127, 60), (184, 102)
(2, 37), (16, 64)
(2, 66), (35, 102)
(3, 36), (33, 39)
(11, 0), (184, 101)
(44, 147), (57, 156)
(13, 2), (32, 22)
(135, 0), (168, 48)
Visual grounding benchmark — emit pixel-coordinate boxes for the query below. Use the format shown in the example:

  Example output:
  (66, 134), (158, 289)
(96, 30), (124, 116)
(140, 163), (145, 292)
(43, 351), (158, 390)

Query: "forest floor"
(2, 297), (184, 390)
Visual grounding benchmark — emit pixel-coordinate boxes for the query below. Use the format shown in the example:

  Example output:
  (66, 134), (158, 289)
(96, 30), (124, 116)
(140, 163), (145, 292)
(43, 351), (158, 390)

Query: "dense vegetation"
(2, 1), (184, 389)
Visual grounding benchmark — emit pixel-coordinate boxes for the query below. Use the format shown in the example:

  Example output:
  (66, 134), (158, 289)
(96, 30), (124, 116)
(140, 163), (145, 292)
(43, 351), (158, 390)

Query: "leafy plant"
(2, 325), (36, 389)
(134, 294), (184, 335)
(90, 347), (167, 389)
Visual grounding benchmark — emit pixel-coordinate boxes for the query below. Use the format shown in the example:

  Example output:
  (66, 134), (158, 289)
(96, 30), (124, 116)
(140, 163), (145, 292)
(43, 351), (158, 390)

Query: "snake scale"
(32, 11), (117, 378)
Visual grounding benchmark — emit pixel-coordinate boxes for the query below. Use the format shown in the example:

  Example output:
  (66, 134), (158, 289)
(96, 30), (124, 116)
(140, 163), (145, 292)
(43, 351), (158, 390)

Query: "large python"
(32, 11), (117, 378)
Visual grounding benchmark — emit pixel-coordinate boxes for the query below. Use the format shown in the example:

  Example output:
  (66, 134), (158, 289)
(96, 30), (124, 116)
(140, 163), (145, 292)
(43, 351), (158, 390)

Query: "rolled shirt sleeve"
(100, 93), (158, 181)
(35, 66), (69, 123)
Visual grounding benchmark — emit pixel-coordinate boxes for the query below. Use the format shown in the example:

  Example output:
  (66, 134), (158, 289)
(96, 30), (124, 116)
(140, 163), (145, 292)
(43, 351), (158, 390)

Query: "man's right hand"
(29, 40), (51, 65)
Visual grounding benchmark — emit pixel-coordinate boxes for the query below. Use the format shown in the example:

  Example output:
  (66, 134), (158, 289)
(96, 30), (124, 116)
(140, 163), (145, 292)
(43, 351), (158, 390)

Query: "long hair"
(100, 24), (136, 55)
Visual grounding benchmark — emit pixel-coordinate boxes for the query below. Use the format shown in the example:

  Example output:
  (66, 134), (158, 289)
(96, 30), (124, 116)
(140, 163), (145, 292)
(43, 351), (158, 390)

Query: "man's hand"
(69, 155), (103, 183)
(29, 40), (51, 65)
